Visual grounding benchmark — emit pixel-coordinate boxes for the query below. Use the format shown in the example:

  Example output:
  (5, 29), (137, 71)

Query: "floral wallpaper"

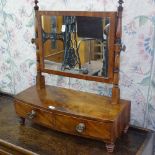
(0, 0), (155, 131)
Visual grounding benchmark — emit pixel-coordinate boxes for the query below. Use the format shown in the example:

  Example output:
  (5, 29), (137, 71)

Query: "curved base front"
(14, 85), (131, 153)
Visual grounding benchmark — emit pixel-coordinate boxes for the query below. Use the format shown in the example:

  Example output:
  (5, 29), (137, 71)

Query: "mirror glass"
(41, 15), (110, 77)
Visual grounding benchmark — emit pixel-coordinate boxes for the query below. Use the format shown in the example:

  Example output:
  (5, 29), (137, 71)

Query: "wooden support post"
(36, 51), (45, 89)
(111, 0), (123, 104)
(32, 0), (45, 89)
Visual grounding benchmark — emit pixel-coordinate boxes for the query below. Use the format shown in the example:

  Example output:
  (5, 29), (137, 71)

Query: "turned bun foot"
(124, 124), (129, 134)
(19, 117), (25, 125)
(106, 143), (115, 153)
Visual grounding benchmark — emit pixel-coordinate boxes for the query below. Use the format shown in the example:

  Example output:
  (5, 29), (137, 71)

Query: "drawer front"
(15, 101), (54, 128)
(55, 114), (112, 141)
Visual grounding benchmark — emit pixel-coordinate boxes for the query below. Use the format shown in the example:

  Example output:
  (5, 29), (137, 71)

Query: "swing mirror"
(37, 11), (117, 83)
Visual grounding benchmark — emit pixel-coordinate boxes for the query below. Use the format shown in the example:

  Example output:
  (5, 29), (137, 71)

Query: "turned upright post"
(32, 0), (45, 89)
(111, 0), (123, 104)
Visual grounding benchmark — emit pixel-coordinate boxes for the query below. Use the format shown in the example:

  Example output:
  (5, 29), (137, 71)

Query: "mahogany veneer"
(14, 85), (130, 152)
(14, 0), (131, 153)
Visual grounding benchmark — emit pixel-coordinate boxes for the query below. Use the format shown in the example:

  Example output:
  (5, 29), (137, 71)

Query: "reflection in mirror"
(41, 15), (110, 77)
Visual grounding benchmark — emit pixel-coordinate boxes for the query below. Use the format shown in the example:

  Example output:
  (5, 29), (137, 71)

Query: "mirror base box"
(14, 85), (130, 152)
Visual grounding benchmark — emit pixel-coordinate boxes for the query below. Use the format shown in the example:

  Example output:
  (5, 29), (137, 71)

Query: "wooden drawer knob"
(31, 38), (36, 44)
(121, 44), (126, 52)
(76, 123), (85, 133)
(27, 110), (36, 119)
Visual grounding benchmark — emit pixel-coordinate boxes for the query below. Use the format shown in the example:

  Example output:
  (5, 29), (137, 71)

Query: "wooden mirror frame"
(37, 11), (116, 83)
(32, 0), (124, 104)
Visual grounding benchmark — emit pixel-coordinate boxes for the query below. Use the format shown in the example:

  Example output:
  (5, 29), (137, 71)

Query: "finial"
(118, 0), (124, 5)
(118, 0), (124, 12)
(34, 0), (39, 11)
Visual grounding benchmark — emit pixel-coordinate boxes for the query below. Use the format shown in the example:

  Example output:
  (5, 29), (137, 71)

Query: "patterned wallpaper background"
(0, 0), (155, 130)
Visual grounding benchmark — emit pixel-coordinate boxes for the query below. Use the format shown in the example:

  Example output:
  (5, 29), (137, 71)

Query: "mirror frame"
(36, 11), (117, 83)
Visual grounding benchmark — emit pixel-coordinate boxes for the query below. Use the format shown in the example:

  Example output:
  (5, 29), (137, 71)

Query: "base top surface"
(15, 85), (130, 121)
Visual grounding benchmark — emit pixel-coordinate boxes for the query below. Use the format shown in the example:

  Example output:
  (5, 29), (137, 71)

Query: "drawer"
(15, 101), (54, 128)
(55, 114), (113, 141)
